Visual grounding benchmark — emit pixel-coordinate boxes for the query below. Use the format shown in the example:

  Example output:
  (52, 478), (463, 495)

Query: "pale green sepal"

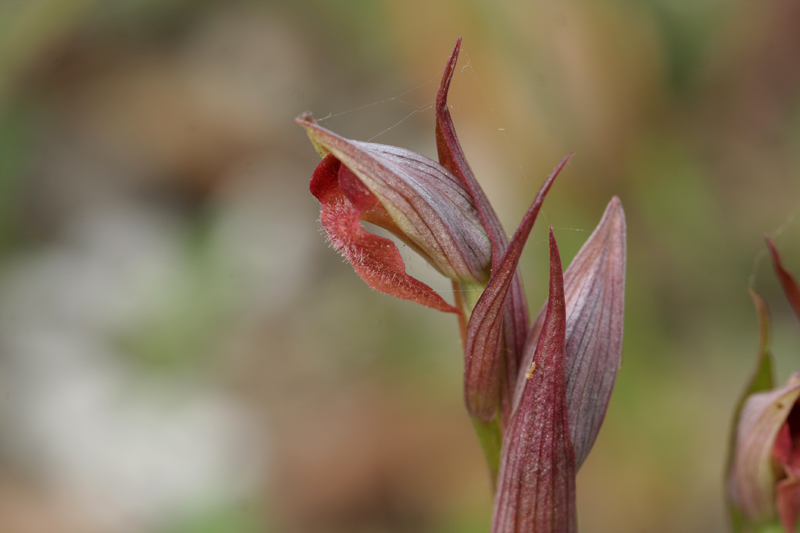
(727, 289), (776, 533)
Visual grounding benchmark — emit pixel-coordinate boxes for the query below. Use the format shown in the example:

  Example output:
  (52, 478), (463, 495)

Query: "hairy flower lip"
(297, 113), (492, 285)
(309, 153), (459, 313)
(514, 196), (626, 468)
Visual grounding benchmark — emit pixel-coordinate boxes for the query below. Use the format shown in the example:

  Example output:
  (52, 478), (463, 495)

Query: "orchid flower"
(728, 237), (800, 533)
(298, 38), (626, 532)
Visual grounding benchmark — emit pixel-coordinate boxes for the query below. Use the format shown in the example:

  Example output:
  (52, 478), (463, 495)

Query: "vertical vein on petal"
(515, 197), (626, 468)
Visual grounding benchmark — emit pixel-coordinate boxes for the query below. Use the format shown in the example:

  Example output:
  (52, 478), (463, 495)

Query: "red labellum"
(310, 154), (458, 313)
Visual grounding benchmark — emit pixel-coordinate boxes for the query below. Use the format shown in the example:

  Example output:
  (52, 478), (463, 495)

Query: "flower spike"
(298, 41), (627, 519)
(492, 228), (577, 533)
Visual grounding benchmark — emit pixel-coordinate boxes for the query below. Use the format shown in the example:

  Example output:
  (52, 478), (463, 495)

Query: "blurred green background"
(0, 0), (798, 532)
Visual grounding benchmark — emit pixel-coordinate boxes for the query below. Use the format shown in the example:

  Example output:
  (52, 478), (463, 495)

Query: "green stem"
(456, 281), (500, 490)
(472, 415), (503, 491)
(755, 523), (785, 533)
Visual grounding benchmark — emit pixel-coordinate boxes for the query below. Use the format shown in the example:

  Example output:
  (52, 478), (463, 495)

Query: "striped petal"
(517, 197), (626, 468)
(299, 114), (492, 286)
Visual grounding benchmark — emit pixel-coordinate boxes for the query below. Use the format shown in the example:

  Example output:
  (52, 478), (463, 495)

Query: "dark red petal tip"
(765, 236), (800, 324)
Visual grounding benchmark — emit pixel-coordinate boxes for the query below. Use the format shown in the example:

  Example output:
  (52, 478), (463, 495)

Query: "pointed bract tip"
(296, 113), (331, 159)
(491, 219), (575, 533)
(437, 39), (463, 113)
(295, 112), (314, 125)
(606, 195), (624, 217)
(547, 226), (564, 304)
(595, 195), (626, 240)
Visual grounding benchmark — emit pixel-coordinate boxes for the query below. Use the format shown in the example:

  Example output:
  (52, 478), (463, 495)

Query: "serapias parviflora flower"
(729, 374), (800, 533)
(728, 237), (800, 533)
(297, 113), (492, 314)
(298, 38), (627, 532)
